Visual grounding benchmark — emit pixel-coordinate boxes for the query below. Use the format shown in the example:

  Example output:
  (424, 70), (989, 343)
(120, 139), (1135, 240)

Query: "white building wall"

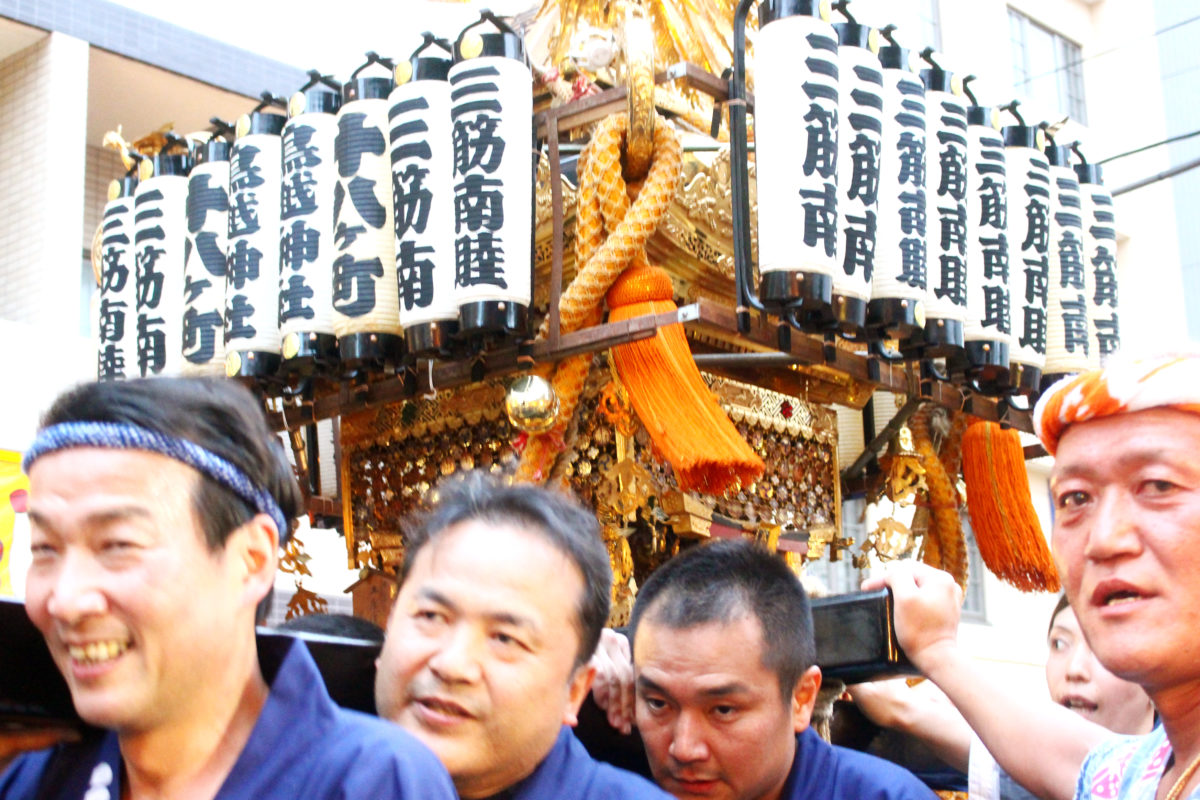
(0, 32), (89, 328)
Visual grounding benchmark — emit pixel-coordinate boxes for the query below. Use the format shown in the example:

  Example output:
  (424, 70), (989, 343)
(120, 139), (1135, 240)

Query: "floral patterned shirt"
(1076, 726), (1199, 800)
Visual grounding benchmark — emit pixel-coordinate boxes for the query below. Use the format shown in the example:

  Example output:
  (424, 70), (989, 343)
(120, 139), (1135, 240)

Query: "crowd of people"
(1, 349), (1197, 800)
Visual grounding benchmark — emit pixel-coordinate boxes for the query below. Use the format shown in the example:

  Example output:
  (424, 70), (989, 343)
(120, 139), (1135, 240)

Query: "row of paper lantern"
(751, 3), (1119, 393)
(96, 26), (532, 382)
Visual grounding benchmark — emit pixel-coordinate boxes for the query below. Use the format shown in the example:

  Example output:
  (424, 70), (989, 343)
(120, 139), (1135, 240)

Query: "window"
(1009, 8), (1087, 124)
(888, 0), (942, 52)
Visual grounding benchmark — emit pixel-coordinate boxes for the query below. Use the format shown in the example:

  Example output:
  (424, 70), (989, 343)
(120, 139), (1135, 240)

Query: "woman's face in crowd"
(1045, 604), (1154, 735)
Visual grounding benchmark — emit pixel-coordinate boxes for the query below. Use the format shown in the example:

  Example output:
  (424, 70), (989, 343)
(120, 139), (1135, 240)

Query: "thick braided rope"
(24, 421), (290, 538)
(517, 115), (681, 483)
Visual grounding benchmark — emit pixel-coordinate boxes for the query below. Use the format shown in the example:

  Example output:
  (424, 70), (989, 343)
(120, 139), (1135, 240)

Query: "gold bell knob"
(505, 375), (559, 434)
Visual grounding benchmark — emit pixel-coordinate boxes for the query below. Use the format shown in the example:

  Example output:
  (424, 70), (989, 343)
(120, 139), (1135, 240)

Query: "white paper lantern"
(332, 73), (405, 363)
(449, 30), (534, 336)
(97, 175), (139, 381)
(134, 154), (190, 378)
(280, 86), (341, 366)
(181, 140), (230, 377)
(1043, 144), (1089, 380)
(962, 105), (1011, 382)
(755, 4), (838, 320)
(390, 53), (460, 353)
(1076, 163), (1120, 368)
(96, 177), (139, 381)
(225, 111), (286, 377)
(831, 22), (882, 332)
(921, 67), (969, 352)
(1002, 124), (1050, 392)
(869, 45), (927, 338)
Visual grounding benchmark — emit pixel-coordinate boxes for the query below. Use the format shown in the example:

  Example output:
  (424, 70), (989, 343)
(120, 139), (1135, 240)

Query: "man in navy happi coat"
(626, 540), (936, 800)
(0, 378), (455, 800)
(374, 474), (670, 799)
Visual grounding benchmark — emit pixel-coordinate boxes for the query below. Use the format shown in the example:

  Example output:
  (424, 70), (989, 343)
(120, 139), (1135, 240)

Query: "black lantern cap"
(1072, 142), (1104, 184)
(1044, 141), (1074, 167)
(291, 71), (342, 116)
(112, 172), (139, 198)
(877, 26), (917, 71)
(835, 21), (873, 48)
(403, 33), (453, 82)
(961, 76), (996, 127)
(1000, 100), (1041, 148)
(243, 110), (286, 136)
(761, 0), (825, 27)
(345, 52), (395, 102)
(919, 48), (955, 92)
(195, 137), (230, 164)
(454, 10), (526, 62)
(1075, 163), (1104, 184)
(148, 151), (191, 177)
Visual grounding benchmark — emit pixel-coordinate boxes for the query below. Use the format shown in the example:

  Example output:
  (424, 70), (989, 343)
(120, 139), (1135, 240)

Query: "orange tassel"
(961, 421), (1060, 592)
(607, 265), (764, 494)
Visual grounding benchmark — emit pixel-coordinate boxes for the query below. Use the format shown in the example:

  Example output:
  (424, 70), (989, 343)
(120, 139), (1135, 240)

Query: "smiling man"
(0, 378), (455, 800)
(374, 473), (670, 799)
(866, 351), (1200, 800)
(628, 539), (935, 800)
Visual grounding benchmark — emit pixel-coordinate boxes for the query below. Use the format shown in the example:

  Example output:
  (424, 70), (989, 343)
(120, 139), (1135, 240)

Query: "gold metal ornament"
(951, 74), (963, 96)
(990, 107), (1002, 130)
(225, 350), (243, 377)
(818, 0), (832, 22)
(913, 300), (927, 329)
(107, 179), (121, 202)
(282, 332), (300, 360)
(460, 32), (484, 60)
(394, 61), (413, 86)
(137, 158), (154, 181)
(505, 374), (559, 434)
(867, 28), (881, 55)
(236, 114), (251, 139)
(288, 92), (306, 118)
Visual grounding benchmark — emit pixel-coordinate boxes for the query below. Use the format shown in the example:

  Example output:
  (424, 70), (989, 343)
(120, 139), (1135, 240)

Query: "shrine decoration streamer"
(514, 112), (762, 493)
(961, 420), (1059, 592)
(909, 404), (966, 591)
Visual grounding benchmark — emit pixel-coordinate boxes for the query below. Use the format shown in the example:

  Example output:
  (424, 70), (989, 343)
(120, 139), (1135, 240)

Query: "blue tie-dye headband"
(23, 421), (290, 539)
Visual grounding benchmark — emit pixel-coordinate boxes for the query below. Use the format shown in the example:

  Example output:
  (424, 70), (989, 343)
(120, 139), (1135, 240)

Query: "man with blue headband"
(0, 378), (456, 800)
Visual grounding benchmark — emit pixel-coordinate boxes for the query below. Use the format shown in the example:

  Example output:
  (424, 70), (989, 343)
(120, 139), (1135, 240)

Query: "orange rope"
(516, 113), (762, 493)
(910, 405), (967, 591)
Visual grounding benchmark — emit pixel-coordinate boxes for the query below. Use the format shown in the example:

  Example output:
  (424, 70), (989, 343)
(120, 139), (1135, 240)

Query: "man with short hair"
(0, 378), (455, 800)
(868, 351), (1200, 800)
(628, 539), (935, 800)
(374, 473), (671, 799)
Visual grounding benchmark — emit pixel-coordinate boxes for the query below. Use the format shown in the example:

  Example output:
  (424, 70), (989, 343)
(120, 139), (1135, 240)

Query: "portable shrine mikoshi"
(88, 0), (1124, 623)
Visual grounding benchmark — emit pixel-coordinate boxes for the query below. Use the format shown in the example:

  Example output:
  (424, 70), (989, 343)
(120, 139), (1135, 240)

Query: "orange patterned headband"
(1033, 353), (1200, 456)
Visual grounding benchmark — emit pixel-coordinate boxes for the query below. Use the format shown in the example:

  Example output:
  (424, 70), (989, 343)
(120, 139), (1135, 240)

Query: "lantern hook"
(351, 52), (395, 80)
(1071, 141), (1089, 165)
(1000, 99), (1025, 126)
(298, 69), (342, 94)
(208, 117), (236, 141)
(832, 0), (857, 25)
(411, 31), (455, 60)
(253, 91), (287, 114)
(919, 47), (944, 72)
(880, 24), (901, 49)
(961, 74), (978, 107)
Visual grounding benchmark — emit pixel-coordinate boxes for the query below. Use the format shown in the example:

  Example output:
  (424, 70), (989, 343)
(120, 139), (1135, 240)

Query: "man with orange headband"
(865, 351), (1200, 800)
